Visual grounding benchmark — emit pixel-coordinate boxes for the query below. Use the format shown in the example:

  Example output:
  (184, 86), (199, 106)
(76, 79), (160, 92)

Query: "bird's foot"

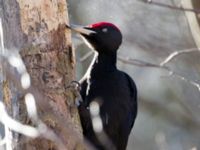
(65, 81), (82, 107)
(65, 80), (81, 91)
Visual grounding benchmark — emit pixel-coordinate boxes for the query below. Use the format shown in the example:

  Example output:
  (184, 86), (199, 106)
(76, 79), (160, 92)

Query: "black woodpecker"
(67, 22), (137, 150)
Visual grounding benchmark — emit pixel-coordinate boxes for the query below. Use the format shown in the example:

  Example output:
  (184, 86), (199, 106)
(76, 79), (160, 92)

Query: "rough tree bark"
(0, 0), (83, 149)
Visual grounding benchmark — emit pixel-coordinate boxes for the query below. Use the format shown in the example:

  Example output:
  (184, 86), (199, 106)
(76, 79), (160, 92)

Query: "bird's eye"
(102, 28), (108, 33)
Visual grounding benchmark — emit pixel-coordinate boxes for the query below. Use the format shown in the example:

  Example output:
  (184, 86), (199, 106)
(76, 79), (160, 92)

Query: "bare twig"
(118, 56), (169, 69)
(140, 98), (200, 130)
(165, 71), (200, 91)
(160, 48), (200, 66)
(139, 0), (200, 14)
(79, 52), (98, 83)
(118, 47), (200, 92)
(118, 56), (200, 92)
(79, 51), (94, 62)
(0, 102), (40, 138)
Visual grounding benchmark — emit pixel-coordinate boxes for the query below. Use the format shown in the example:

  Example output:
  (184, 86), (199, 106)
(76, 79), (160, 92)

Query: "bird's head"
(66, 22), (122, 54)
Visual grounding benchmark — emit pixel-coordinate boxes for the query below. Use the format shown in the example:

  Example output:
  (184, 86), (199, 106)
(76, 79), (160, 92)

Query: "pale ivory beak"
(66, 24), (96, 35)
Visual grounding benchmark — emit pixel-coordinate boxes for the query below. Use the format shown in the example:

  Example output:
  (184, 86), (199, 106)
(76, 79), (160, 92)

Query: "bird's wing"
(78, 79), (92, 131)
(123, 72), (138, 130)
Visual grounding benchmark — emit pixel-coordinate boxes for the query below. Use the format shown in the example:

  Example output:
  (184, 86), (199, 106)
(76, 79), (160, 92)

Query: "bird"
(66, 22), (137, 150)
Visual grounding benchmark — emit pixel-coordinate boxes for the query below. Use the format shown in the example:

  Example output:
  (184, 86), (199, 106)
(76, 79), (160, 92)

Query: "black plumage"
(67, 22), (137, 150)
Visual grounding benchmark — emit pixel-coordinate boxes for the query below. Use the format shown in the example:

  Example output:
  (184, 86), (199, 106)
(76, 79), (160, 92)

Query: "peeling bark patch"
(3, 80), (12, 113)
(22, 51), (64, 88)
(24, 24), (69, 53)
(17, 0), (69, 34)
(68, 45), (75, 68)
(45, 24), (68, 52)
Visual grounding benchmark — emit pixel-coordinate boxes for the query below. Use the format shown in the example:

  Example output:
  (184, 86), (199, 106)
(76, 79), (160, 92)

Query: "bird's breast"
(85, 73), (131, 112)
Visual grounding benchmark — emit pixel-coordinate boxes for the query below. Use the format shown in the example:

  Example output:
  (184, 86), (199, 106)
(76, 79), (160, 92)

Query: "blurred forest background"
(68, 0), (200, 150)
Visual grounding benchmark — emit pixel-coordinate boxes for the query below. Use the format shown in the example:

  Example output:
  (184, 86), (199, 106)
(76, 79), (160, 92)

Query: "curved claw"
(65, 81), (83, 107)
(65, 80), (81, 91)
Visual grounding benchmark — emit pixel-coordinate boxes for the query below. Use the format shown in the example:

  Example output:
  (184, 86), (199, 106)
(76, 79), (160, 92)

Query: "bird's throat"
(91, 52), (117, 78)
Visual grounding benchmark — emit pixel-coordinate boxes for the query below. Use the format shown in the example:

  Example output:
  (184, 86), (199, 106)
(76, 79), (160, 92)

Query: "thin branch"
(160, 48), (200, 66)
(118, 56), (200, 92)
(0, 102), (40, 138)
(164, 71), (200, 91)
(118, 56), (169, 69)
(140, 98), (200, 130)
(79, 52), (98, 83)
(79, 51), (94, 62)
(139, 0), (200, 14)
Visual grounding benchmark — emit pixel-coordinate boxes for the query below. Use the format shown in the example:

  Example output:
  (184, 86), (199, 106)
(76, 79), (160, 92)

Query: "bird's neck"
(91, 52), (117, 78)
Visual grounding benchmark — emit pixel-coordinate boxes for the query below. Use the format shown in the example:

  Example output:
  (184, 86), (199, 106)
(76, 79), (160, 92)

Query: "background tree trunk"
(0, 0), (83, 149)
(182, 0), (200, 48)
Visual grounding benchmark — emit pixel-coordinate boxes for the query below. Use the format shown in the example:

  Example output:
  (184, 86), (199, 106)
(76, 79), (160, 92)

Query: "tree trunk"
(182, 0), (200, 47)
(0, 0), (83, 149)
